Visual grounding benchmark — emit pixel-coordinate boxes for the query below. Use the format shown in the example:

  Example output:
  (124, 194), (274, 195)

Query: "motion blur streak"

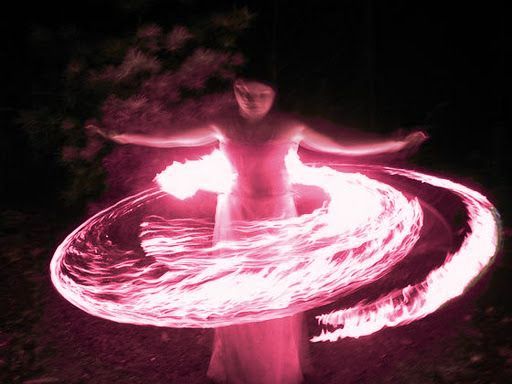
(50, 150), (498, 341)
(312, 167), (499, 341)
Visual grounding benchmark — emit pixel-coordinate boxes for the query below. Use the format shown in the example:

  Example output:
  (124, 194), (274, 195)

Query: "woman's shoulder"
(268, 110), (303, 126)
(209, 108), (238, 140)
(266, 112), (303, 142)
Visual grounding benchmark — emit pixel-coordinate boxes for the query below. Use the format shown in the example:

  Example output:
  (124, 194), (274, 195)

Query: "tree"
(17, 8), (252, 212)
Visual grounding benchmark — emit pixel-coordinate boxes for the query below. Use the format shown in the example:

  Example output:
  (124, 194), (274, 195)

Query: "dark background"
(1, 0), (507, 209)
(0, 1), (509, 383)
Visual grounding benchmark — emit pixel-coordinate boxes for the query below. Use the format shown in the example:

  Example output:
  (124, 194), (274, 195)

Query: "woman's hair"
(236, 59), (277, 91)
(234, 77), (277, 92)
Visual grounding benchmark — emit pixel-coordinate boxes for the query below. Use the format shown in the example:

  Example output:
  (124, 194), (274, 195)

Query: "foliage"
(16, 8), (252, 211)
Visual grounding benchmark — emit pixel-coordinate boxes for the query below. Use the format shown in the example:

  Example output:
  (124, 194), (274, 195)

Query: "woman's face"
(234, 79), (276, 120)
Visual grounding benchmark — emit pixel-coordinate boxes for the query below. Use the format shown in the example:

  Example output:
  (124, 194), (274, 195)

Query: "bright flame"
(312, 167), (499, 341)
(50, 150), (499, 341)
(155, 149), (236, 199)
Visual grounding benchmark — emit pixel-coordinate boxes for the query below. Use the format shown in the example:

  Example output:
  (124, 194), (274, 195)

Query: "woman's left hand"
(404, 131), (429, 148)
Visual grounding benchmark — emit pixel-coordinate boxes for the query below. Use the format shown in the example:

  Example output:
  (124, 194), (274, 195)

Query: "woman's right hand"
(85, 124), (123, 142)
(86, 123), (108, 137)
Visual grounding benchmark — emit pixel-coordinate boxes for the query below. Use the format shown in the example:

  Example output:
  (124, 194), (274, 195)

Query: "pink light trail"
(50, 150), (499, 341)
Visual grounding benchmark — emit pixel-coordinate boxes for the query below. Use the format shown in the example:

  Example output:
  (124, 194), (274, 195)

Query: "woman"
(90, 78), (426, 383)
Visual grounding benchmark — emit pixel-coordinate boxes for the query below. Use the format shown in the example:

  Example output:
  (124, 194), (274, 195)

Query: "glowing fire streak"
(50, 150), (499, 341)
(312, 167), (499, 341)
(155, 149), (236, 199)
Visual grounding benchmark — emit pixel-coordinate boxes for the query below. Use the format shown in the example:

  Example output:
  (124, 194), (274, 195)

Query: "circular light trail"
(50, 150), (499, 341)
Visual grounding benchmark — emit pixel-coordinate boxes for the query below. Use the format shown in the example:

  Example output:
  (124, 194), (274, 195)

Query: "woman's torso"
(217, 112), (300, 197)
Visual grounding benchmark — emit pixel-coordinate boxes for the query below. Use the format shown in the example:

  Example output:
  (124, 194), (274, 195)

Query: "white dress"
(206, 124), (307, 384)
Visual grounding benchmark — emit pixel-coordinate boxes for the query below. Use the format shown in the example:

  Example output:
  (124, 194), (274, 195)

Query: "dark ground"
(0, 189), (511, 383)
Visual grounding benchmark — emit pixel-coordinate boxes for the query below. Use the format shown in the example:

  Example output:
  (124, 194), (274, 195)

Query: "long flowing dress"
(207, 114), (307, 384)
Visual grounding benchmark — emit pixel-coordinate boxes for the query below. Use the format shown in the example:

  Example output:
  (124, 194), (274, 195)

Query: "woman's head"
(233, 78), (276, 120)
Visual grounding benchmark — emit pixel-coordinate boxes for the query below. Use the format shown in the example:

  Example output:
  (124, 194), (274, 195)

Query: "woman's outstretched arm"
(86, 124), (221, 148)
(296, 125), (427, 156)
